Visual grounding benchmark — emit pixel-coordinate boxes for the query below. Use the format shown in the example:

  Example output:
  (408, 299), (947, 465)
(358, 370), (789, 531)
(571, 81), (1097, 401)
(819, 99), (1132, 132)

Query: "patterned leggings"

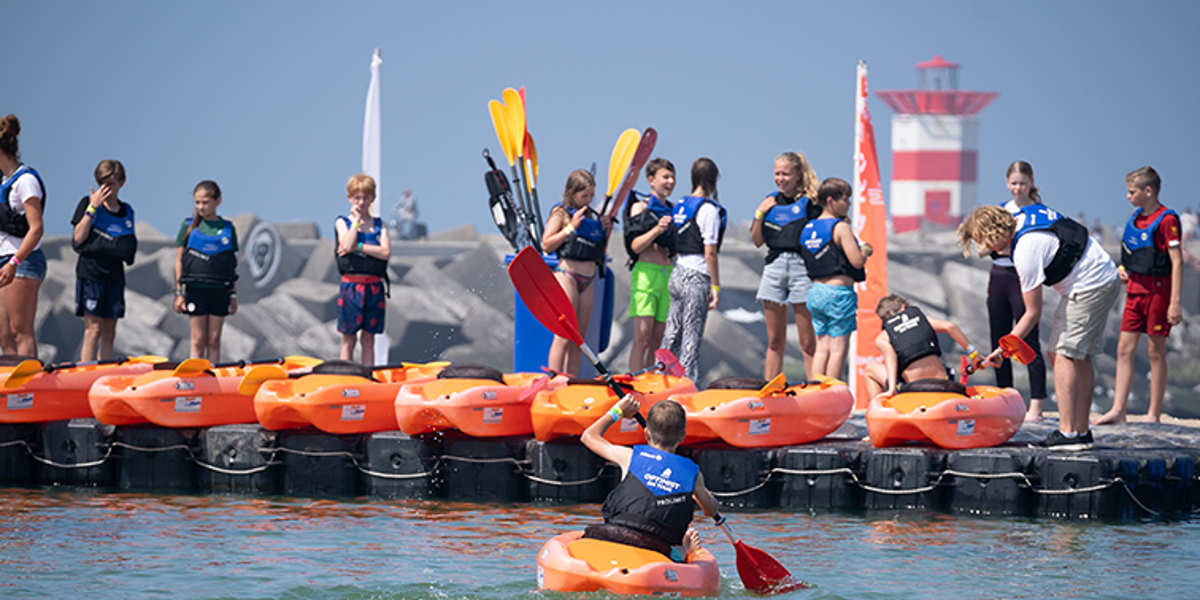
(660, 266), (711, 382)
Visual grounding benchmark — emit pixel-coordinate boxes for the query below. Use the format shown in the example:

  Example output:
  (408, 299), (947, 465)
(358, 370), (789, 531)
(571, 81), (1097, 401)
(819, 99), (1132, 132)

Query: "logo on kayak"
(956, 419), (976, 436)
(6, 393), (33, 410)
(175, 396), (202, 413)
(955, 403), (969, 413)
(342, 388), (361, 398)
(482, 391), (498, 400)
(483, 407), (504, 423)
(749, 417), (771, 436)
(341, 404), (366, 421)
(748, 400), (764, 410)
(663, 568), (678, 582)
(175, 381), (195, 391)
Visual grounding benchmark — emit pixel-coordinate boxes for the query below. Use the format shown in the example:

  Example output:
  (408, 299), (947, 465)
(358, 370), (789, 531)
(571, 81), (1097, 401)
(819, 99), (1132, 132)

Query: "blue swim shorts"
(807, 282), (857, 338)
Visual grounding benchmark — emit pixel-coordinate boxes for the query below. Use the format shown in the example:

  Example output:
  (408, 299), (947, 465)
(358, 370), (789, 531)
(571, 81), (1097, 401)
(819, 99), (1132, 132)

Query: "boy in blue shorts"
(623, 158), (676, 373)
(799, 177), (872, 380)
(71, 159), (136, 361)
(335, 173), (391, 365)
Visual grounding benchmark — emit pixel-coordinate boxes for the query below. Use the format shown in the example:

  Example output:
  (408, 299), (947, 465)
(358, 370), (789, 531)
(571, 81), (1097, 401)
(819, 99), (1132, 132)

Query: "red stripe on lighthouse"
(892, 150), (978, 181)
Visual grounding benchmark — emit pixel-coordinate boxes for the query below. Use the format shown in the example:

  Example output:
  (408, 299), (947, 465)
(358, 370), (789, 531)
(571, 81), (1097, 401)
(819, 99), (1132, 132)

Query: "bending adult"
(0, 115), (46, 357)
(750, 151), (821, 380)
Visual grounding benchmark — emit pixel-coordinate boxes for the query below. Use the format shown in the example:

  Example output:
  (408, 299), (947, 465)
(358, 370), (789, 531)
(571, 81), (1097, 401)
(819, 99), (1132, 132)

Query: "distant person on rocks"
(864, 294), (986, 398)
(391, 188), (418, 240)
(335, 173), (390, 365)
(958, 203), (1120, 452)
(1179, 206), (1199, 268)
(984, 161), (1049, 421)
(1095, 166), (1181, 425)
(623, 158), (676, 373)
(72, 160), (136, 361)
(0, 114), (47, 358)
(174, 180), (238, 362)
(543, 169), (609, 375)
(750, 151), (821, 381)
(660, 158), (725, 383)
(799, 177), (872, 381)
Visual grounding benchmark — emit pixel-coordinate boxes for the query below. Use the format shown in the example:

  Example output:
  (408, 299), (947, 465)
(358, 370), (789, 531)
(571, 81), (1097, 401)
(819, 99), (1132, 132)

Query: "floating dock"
(1, 416), (1196, 520)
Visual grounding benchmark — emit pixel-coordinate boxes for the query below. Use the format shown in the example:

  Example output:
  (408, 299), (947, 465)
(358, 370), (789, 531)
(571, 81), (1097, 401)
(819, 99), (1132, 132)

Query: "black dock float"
(362, 431), (440, 500)
(943, 449), (1037, 517)
(525, 439), (616, 504)
(440, 435), (528, 503)
(0, 423), (35, 483)
(278, 429), (363, 497)
(689, 444), (776, 509)
(197, 424), (281, 494)
(861, 448), (947, 511)
(115, 426), (198, 492)
(774, 445), (862, 511)
(37, 419), (115, 487)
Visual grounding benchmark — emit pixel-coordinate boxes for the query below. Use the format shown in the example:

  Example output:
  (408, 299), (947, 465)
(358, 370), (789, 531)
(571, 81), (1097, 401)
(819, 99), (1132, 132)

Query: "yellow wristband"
(564, 224), (575, 235)
(711, 285), (721, 292)
(85, 204), (98, 216)
(754, 210), (764, 220)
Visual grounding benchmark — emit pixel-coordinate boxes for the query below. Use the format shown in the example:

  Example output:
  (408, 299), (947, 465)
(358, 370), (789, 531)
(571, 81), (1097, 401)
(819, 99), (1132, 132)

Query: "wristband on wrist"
(564, 224), (576, 235)
(230, 292), (237, 299)
(607, 406), (623, 422)
(9, 255), (20, 267)
(966, 345), (977, 356)
(357, 242), (364, 252)
(754, 210), (764, 220)
(85, 204), (98, 216)
(711, 285), (721, 292)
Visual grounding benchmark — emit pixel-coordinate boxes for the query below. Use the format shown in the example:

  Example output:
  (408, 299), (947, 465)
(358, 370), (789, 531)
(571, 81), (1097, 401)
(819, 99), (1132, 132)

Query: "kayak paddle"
(507, 246), (645, 427)
(714, 514), (809, 594)
(959, 333), (1037, 384)
(237, 364), (289, 395)
(607, 127), (658, 220)
(524, 131), (544, 236)
(3, 359), (44, 388)
(599, 129), (641, 216)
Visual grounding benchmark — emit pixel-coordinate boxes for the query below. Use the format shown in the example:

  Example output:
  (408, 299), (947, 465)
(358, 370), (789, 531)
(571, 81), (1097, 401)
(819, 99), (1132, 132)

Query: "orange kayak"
(866, 382), (1026, 449)
(536, 530), (719, 597)
(530, 372), (697, 444)
(0, 357), (165, 423)
(254, 361), (447, 433)
(674, 376), (854, 448)
(89, 357), (321, 427)
(395, 368), (567, 437)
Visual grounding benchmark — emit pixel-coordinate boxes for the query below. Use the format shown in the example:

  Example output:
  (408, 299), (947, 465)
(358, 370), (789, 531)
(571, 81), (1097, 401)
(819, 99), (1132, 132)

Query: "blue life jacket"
(73, 200), (137, 265)
(622, 191), (675, 268)
(554, 203), (607, 265)
(883, 306), (941, 375)
(180, 218), (238, 287)
(798, 217), (865, 281)
(1011, 204), (1088, 287)
(601, 445), (699, 547)
(0, 165), (45, 238)
(334, 216), (390, 279)
(1121, 207), (1177, 277)
(760, 191), (811, 265)
(672, 195), (726, 255)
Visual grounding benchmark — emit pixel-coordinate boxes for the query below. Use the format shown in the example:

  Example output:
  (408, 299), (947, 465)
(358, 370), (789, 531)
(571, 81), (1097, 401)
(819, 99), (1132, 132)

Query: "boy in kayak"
(864, 294), (987, 398)
(580, 396), (719, 562)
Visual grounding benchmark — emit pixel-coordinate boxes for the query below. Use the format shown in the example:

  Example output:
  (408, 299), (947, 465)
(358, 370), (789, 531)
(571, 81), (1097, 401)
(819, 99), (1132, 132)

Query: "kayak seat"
(898, 378), (968, 396)
(311, 360), (375, 380)
(438, 364), (505, 384)
(153, 362), (182, 371)
(582, 523), (674, 558)
(707, 376), (768, 390)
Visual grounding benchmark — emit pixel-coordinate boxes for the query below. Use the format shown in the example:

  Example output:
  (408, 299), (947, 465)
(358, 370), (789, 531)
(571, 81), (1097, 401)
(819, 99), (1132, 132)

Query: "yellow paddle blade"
(488, 99), (515, 166)
(3, 359), (45, 389)
(502, 87), (525, 157)
(758, 372), (787, 396)
(129, 355), (169, 364)
(284, 355), (323, 369)
(524, 132), (538, 188)
(237, 365), (289, 396)
(171, 358), (213, 377)
(607, 128), (641, 198)
(399, 361), (452, 370)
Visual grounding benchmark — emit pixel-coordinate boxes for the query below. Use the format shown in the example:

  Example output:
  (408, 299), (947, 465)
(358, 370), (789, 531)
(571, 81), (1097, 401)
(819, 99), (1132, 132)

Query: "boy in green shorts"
(624, 158), (676, 372)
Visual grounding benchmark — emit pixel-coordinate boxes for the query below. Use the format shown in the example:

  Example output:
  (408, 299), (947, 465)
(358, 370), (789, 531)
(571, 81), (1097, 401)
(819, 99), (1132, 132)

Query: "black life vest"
(672, 195), (726, 255)
(883, 306), (941, 375)
(0, 165), (45, 238)
(1011, 204), (1088, 287)
(334, 216), (390, 279)
(179, 218), (238, 287)
(601, 445), (699, 547)
(799, 218), (865, 281)
(73, 198), (137, 265)
(1121, 207), (1177, 277)
(623, 191), (675, 268)
(760, 191), (812, 265)
(554, 203), (607, 265)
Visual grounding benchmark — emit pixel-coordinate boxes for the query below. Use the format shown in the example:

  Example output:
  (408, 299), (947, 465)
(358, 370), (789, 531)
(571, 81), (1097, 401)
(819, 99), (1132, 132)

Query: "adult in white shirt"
(0, 114), (47, 357)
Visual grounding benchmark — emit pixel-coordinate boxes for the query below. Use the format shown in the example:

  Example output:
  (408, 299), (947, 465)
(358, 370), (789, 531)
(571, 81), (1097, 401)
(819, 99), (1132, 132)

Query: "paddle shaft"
(579, 342), (646, 427)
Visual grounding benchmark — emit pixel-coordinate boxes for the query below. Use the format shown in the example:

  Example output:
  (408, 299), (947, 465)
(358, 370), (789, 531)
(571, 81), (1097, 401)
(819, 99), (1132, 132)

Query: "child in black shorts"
(71, 159), (136, 360)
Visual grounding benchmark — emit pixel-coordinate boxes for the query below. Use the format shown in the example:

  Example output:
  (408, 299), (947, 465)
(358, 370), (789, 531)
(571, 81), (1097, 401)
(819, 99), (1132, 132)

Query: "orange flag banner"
(851, 60), (889, 409)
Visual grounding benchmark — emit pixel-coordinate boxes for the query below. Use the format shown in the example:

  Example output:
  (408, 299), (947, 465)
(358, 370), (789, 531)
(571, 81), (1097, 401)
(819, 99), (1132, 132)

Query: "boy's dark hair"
(94, 159), (126, 185)
(876, 294), (909, 320)
(646, 399), (686, 447)
(817, 177), (852, 206)
(645, 157), (675, 179)
(1126, 166), (1161, 194)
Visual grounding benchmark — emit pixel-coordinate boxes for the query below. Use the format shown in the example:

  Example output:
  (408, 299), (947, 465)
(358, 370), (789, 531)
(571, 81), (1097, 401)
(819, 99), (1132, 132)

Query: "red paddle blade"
(959, 354), (971, 385)
(999, 334), (1036, 365)
(734, 540), (809, 594)
(517, 374), (551, 402)
(607, 127), (659, 220)
(507, 247), (584, 345)
(653, 348), (684, 378)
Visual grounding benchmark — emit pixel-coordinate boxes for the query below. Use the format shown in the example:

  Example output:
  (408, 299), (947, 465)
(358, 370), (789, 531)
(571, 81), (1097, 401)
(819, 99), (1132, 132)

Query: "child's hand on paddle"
(615, 394), (640, 419)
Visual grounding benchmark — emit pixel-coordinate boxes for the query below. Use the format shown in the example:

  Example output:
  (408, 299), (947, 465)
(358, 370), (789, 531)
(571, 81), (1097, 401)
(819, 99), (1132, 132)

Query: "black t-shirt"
(71, 196), (129, 282)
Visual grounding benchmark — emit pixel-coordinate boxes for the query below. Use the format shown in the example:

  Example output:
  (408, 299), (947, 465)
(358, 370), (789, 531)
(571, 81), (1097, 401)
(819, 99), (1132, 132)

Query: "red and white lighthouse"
(876, 55), (997, 233)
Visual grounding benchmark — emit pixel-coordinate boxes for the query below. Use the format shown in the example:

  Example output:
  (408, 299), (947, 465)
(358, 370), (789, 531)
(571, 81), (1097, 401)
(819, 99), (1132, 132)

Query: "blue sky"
(4, 1), (1198, 238)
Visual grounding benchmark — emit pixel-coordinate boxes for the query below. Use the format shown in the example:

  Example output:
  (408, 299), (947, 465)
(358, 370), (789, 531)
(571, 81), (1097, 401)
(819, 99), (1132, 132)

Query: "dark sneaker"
(1030, 429), (1094, 451)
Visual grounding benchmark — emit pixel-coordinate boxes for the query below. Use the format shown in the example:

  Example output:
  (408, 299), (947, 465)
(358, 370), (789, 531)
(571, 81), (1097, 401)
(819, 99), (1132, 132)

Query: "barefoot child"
(865, 294), (985, 398)
(624, 158), (676, 373)
(799, 177), (872, 380)
(335, 173), (391, 365)
(1095, 166), (1182, 424)
(173, 180), (237, 362)
(581, 396), (718, 562)
(72, 160), (136, 361)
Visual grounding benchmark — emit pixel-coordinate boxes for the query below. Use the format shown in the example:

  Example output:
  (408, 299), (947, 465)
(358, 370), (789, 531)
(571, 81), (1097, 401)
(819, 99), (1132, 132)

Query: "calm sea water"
(1, 487), (1197, 599)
